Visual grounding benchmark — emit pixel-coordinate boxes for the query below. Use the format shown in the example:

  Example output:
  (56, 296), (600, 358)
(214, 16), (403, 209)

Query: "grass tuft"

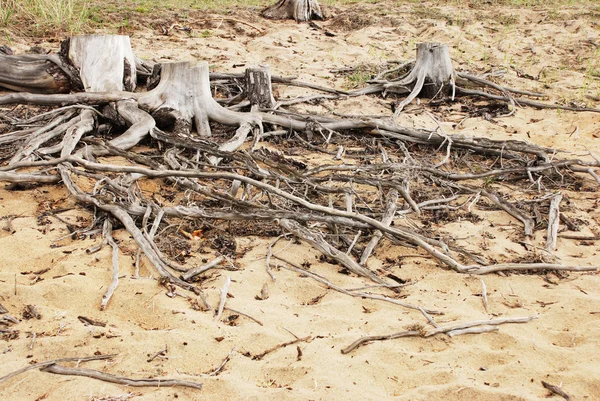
(0, 0), (89, 36)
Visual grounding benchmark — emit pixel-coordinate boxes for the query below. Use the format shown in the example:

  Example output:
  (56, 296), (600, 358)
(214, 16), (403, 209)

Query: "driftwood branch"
(341, 316), (537, 354)
(41, 364), (203, 390)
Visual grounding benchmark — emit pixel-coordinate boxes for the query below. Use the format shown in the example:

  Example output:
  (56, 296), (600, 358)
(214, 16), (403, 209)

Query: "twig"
(41, 364), (203, 390)
(182, 256), (225, 281)
(0, 354), (116, 384)
(147, 346), (168, 362)
(418, 306), (439, 328)
(480, 279), (489, 313)
(204, 347), (235, 376)
(101, 219), (119, 311)
(447, 325), (498, 337)
(214, 276), (231, 323)
(541, 380), (571, 401)
(252, 336), (311, 360)
(266, 234), (290, 281)
(557, 234), (600, 241)
(78, 316), (106, 327)
(224, 307), (263, 326)
(360, 189), (398, 265)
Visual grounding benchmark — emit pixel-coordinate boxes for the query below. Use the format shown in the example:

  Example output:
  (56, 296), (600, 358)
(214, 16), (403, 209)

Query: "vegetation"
(1, 0), (597, 38)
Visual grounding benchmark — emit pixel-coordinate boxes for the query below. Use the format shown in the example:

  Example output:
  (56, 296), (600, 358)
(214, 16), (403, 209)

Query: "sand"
(0, 1), (599, 400)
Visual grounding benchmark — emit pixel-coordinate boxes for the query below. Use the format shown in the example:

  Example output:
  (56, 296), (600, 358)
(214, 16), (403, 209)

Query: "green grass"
(0, 0), (88, 35)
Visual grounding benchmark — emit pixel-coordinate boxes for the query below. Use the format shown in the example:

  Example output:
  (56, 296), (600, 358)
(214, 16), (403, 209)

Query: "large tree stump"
(387, 42), (456, 116)
(138, 61), (260, 138)
(262, 0), (324, 22)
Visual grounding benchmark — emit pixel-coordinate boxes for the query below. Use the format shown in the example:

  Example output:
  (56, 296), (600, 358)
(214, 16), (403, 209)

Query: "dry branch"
(274, 255), (441, 314)
(100, 219), (120, 311)
(541, 380), (572, 401)
(42, 364), (203, 390)
(182, 256), (225, 281)
(341, 316), (537, 354)
(0, 354), (116, 384)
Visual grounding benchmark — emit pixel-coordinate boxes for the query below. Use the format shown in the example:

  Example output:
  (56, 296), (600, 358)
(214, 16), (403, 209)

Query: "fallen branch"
(0, 354), (116, 384)
(41, 364), (203, 390)
(274, 255), (442, 314)
(341, 316), (537, 354)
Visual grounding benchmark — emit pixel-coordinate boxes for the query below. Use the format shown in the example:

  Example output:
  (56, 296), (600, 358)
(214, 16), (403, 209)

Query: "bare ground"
(0, 1), (599, 400)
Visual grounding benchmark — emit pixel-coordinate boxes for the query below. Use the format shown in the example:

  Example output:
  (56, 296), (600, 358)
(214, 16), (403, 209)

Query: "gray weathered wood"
(262, 0), (323, 22)
(389, 42), (455, 115)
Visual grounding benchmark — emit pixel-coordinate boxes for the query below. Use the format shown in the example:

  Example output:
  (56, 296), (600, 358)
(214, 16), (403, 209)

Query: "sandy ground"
(1, 1), (599, 400)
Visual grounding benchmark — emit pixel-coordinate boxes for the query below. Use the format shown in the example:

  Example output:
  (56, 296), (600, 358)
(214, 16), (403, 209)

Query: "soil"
(1, 1), (599, 400)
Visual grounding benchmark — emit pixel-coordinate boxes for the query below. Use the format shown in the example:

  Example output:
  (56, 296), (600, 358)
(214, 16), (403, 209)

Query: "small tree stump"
(262, 0), (324, 22)
(245, 65), (276, 110)
(388, 42), (456, 115)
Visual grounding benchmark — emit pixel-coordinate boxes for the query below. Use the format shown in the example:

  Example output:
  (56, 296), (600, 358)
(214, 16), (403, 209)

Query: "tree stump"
(245, 65), (276, 110)
(387, 42), (456, 115)
(138, 61), (260, 138)
(262, 0), (324, 22)
(68, 35), (137, 92)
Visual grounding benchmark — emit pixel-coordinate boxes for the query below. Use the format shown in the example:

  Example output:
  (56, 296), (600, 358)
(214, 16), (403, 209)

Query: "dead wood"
(251, 336), (311, 360)
(100, 219), (120, 311)
(0, 53), (73, 93)
(278, 218), (389, 284)
(0, 35), (598, 354)
(389, 43), (455, 116)
(182, 256), (225, 281)
(274, 255), (442, 315)
(214, 276), (231, 323)
(245, 65), (276, 109)
(262, 0), (324, 22)
(0, 354), (116, 384)
(41, 364), (203, 390)
(541, 381), (572, 401)
(359, 189), (398, 266)
(341, 316), (537, 354)
(545, 193), (563, 253)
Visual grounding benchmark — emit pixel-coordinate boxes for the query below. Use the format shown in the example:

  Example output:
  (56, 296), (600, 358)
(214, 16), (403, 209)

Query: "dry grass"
(1, 0), (598, 38)
(0, 0), (89, 36)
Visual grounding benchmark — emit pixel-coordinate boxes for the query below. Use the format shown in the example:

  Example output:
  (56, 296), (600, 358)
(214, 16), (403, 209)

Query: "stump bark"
(245, 65), (276, 110)
(262, 0), (324, 22)
(387, 42), (456, 116)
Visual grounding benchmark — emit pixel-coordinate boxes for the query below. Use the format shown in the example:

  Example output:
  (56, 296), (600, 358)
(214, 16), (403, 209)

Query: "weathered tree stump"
(262, 0), (324, 22)
(245, 65), (276, 110)
(138, 61), (261, 138)
(387, 42), (456, 116)
(68, 35), (137, 92)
